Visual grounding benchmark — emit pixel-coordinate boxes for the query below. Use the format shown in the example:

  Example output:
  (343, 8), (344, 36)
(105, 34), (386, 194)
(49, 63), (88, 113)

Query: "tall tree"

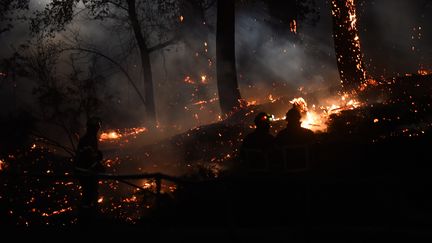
(216, 0), (242, 116)
(31, 0), (180, 127)
(331, 0), (366, 92)
(126, 0), (157, 126)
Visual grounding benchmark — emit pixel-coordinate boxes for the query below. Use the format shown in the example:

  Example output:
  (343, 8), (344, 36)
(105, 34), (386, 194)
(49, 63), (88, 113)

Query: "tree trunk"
(127, 0), (156, 126)
(216, 0), (242, 116)
(331, 0), (366, 92)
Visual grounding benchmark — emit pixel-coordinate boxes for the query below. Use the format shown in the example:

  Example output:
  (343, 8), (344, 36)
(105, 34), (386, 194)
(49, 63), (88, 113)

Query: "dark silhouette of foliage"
(30, 0), (181, 127)
(12, 39), (114, 156)
(0, 0), (29, 34)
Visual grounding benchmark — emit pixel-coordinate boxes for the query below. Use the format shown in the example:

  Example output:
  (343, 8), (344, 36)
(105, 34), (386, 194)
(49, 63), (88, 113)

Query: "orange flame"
(290, 19), (297, 34)
(0, 159), (6, 172)
(201, 75), (207, 84)
(418, 69), (432, 76)
(184, 76), (195, 84)
(272, 95), (362, 131)
(41, 207), (73, 217)
(100, 131), (121, 141)
(99, 127), (147, 142)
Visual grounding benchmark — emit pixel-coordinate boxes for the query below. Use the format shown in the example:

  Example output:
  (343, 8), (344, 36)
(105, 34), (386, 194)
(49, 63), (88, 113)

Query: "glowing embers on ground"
(99, 127), (148, 142)
(272, 95), (362, 132)
(41, 207), (73, 217)
(418, 68), (432, 76)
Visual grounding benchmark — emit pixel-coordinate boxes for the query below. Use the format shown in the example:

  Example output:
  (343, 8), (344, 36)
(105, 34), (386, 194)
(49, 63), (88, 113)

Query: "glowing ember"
(41, 207), (73, 217)
(104, 157), (120, 168)
(246, 100), (257, 106)
(290, 19), (297, 34)
(179, 15), (184, 22)
(99, 127), (147, 142)
(98, 197), (104, 203)
(418, 69), (432, 76)
(268, 94), (276, 103)
(201, 75), (207, 84)
(184, 76), (195, 84)
(0, 159), (6, 171)
(122, 195), (138, 203)
(100, 131), (121, 141)
(359, 78), (379, 91)
(142, 180), (156, 190)
(191, 97), (218, 106)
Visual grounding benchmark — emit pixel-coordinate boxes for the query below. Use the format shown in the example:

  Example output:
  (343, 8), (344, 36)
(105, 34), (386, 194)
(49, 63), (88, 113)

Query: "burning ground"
(2, 72), (432, 227)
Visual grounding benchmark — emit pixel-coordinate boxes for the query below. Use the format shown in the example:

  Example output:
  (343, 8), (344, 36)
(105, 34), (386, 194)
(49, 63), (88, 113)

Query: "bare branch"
(106, 0), (128, 12)
(203, 0), (217, 10)
(148, 35), (179, 53)
(30, 132), (75, 157)
(61, 47), (147, 106)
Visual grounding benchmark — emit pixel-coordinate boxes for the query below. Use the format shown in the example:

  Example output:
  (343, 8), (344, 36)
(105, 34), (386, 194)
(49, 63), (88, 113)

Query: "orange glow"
(201, 75), (207, 84)
(99, 127), (147, 142)
(41, 207), (73, 217)
(179, 15), (184, 22)
(142, 180), (156, 190)
(359, 78), (379, 91)
(122, 195), (138, 203)
(268, 94), (276, 103)
(418, 69), (432, 76)
(192, 97), (218, 106)
(290, 19), (297, 34)
(246, 100), (257, 106)
(184, 76), (195, 84)
(0, 159), (6, 171)
(100, 131), (121, 141)
(272, 95), (362, 132)
(289, 97), (308, 112)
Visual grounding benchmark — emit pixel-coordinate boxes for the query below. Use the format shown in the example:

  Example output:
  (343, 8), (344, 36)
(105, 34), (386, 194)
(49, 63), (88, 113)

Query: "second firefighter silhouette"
(275, 107), (314, 146)
(274, 108), (314, 171)
(240, 112), (275, 169)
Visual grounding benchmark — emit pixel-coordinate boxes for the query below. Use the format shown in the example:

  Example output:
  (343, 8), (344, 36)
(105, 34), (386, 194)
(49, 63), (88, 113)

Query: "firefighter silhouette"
(275, 107), (314, 146)
(75, 117), (105, 224)
(240, 112), (275, 168)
